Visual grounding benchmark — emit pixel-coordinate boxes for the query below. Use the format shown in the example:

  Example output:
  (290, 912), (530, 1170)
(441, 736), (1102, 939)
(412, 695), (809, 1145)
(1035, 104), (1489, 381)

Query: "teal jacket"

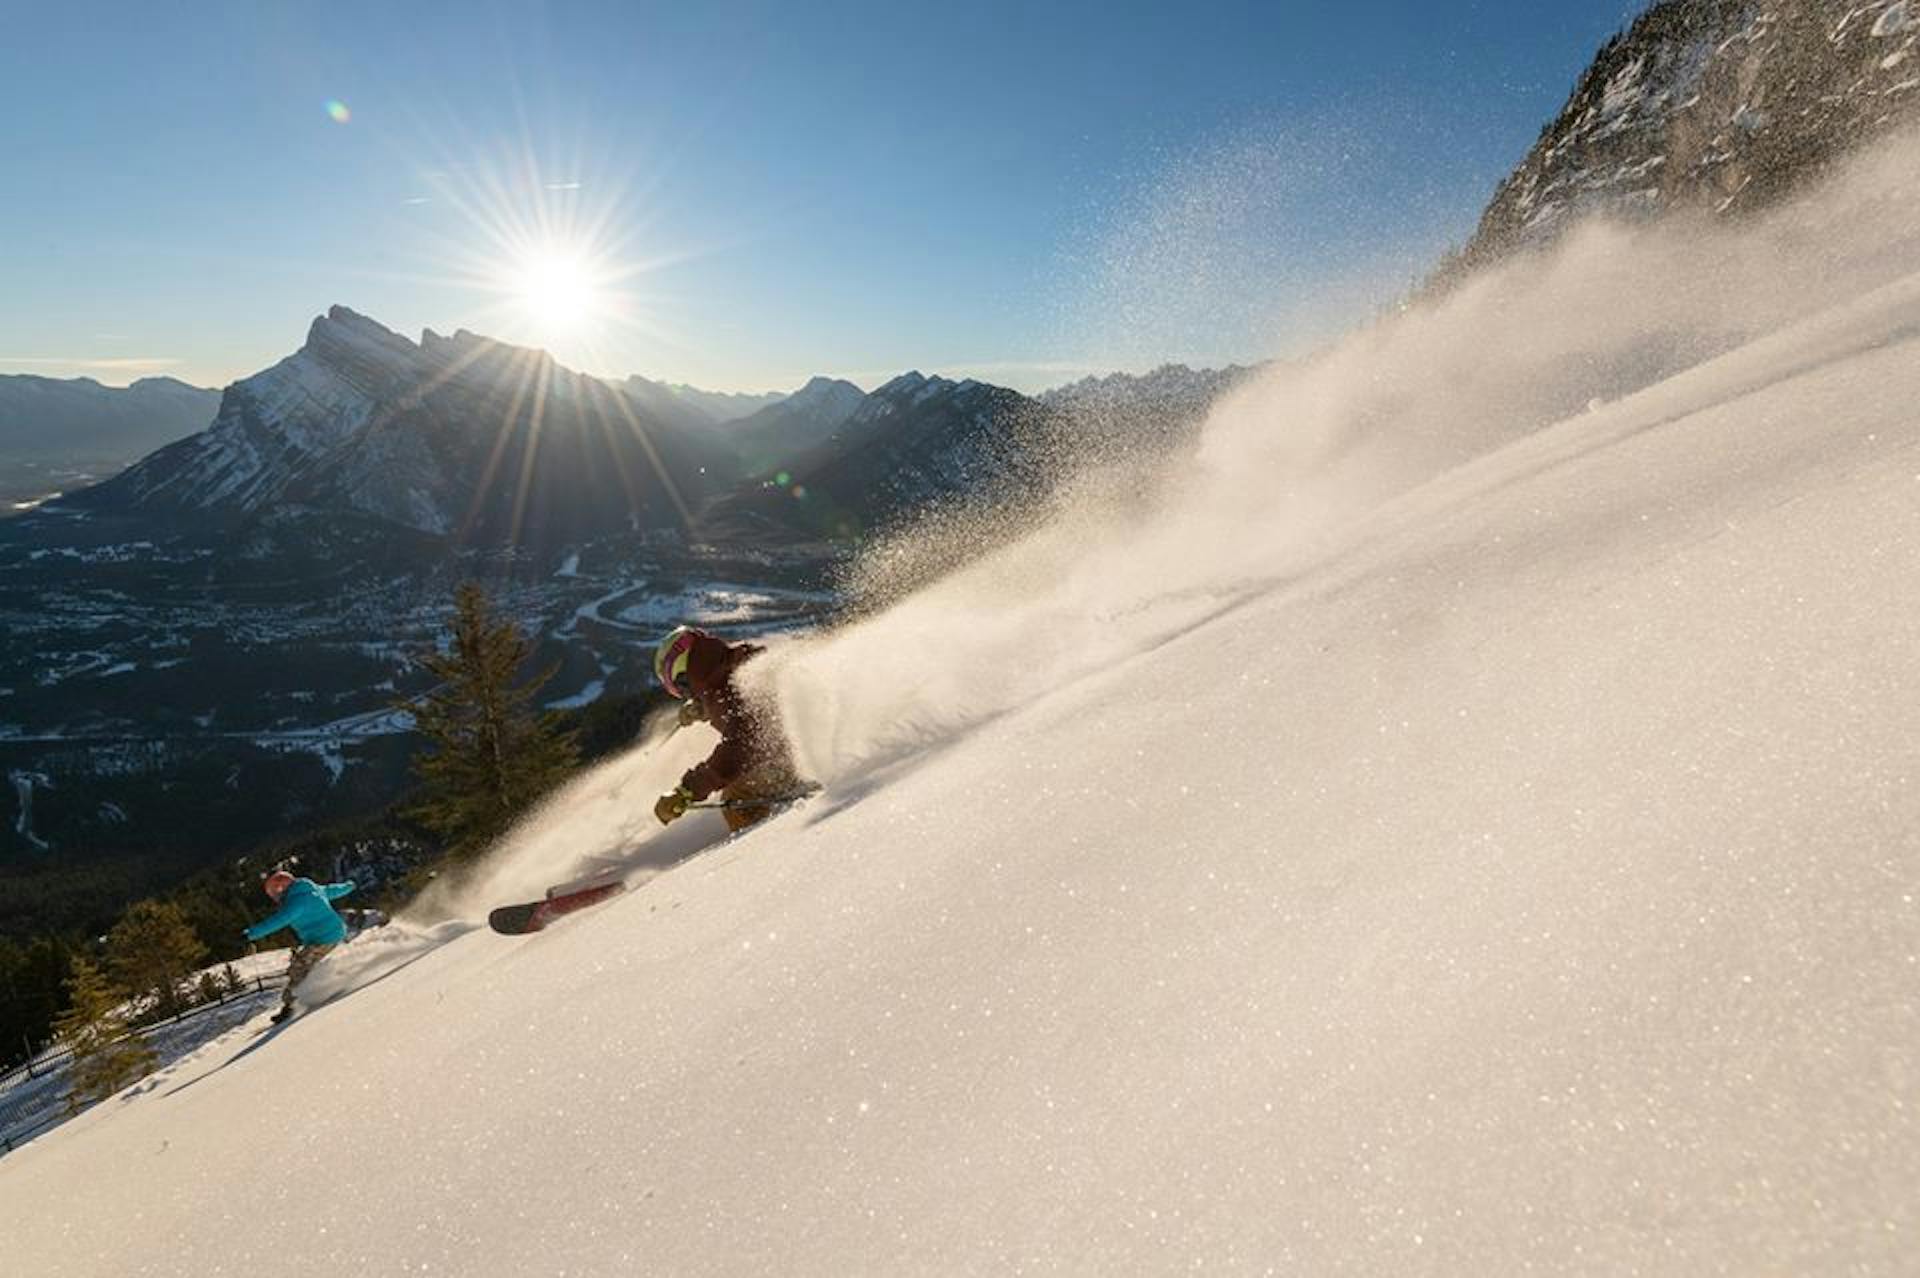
(245, 878), (356, 946)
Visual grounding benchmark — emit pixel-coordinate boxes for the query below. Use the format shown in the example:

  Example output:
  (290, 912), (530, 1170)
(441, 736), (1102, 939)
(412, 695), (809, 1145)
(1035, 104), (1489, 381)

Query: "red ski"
(488, 787), (820, 936)
(487, 875), (625, 935)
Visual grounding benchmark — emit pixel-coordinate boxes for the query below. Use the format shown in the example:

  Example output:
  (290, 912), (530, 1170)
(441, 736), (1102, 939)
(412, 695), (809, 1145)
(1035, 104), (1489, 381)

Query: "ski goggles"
(654, 629), (698, 698)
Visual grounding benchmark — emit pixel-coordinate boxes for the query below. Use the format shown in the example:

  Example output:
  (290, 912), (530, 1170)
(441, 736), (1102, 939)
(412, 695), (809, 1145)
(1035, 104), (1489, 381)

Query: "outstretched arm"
(321, 881), (357, 901)
(244, 901), (299, 942)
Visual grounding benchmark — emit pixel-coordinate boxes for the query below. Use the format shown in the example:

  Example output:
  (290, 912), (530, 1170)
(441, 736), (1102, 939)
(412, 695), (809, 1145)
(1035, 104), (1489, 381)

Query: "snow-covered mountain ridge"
(4, 133), (1916, 1275)
(78, 307), (737, 550)
(720, 375), (872, 473)
(703, 368), (1055, 547)
(1038, 361), (1254, 417)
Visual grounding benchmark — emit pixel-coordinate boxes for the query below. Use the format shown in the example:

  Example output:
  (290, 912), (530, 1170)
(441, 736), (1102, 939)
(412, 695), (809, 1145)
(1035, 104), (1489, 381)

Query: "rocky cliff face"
(1454, 0), (1919, 271)
(80, 307), (740, 555)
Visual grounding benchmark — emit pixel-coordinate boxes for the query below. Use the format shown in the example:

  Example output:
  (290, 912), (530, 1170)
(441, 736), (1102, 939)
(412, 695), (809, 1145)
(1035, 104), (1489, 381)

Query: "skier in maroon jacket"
(650, 625), (801, 833)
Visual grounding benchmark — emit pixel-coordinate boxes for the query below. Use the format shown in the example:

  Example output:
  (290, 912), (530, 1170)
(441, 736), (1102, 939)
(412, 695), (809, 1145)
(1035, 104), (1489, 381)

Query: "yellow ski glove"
(654, 786), (694, 825)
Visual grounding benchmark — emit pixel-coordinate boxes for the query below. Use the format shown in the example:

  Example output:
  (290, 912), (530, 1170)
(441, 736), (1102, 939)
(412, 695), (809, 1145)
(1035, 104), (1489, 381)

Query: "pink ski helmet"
(653, 626), (704, 699)
(263, 870), (295, 901)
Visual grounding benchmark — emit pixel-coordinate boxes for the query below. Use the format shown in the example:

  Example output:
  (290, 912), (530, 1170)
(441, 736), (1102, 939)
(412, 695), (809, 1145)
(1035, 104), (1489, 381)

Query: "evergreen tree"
(405, 583), (580, 859)
(0, 935), (73, 1069)
(53, 957), (156, 1113)
(104, 900), (208, 1022)
(0, 937), (40, 1069)
(163, 870), (255, 962)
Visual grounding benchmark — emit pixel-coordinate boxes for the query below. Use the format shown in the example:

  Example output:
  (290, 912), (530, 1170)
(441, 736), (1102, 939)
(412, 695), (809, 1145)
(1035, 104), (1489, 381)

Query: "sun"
(408, 144), (684, 368)
(508, 246), (603, 335)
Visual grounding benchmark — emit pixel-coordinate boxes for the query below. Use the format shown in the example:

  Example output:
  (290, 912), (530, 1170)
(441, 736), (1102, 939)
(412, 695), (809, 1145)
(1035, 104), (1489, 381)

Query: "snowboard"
(487, 877), (626, 935)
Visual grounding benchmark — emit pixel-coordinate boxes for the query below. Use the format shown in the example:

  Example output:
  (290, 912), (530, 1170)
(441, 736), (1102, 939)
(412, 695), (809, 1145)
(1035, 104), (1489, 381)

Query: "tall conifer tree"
(54, 958), (156, 1113)
(406, 583), (580, 859)
(104, 900), (207, 1022)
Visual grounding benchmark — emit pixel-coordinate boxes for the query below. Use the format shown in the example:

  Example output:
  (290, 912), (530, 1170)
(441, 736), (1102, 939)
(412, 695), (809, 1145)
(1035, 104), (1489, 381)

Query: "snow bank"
(3, 134), (1917, 1276)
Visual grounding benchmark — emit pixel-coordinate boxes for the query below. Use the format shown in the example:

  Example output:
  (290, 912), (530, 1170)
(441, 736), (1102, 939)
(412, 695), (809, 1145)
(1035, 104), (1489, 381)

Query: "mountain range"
(613, 374), (787, 436)
(0, 375), (220, 510)
(30, 309), (1226, 568)
(68, 308), (742, 561)
(0, 375), (218, 464)
(706, 371), (1063, 548)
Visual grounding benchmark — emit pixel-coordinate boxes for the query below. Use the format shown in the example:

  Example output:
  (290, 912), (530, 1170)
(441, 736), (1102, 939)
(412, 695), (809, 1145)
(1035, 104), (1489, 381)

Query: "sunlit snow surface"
(5, 139), (1920, 1275)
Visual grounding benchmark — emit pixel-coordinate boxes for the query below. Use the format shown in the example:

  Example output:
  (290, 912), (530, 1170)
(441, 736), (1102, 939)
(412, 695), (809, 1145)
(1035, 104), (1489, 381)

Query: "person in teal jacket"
(245, 870), (356, 1023)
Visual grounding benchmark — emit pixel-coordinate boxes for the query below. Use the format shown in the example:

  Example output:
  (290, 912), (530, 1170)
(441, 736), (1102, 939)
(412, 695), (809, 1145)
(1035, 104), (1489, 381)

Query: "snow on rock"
(4, 139), (1919, 1278)
(1459, 0), (1920, 271)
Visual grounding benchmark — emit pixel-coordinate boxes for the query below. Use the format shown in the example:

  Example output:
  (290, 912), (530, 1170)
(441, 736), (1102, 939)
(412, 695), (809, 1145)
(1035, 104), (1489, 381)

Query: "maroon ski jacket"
(676, 632), (787, 800)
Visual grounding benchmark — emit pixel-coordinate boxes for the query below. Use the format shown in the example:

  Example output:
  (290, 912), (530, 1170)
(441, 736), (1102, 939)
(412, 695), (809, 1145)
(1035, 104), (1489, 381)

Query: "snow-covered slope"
(5, 139), (1918, 1275)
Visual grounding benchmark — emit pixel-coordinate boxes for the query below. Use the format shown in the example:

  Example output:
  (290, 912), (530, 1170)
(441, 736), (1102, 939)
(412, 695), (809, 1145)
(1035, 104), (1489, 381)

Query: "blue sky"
(0, 1), (1638, 393)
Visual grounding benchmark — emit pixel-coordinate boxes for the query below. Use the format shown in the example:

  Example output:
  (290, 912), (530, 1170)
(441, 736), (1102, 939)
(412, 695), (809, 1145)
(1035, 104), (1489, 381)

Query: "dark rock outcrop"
(1449, 0), (1920, 275)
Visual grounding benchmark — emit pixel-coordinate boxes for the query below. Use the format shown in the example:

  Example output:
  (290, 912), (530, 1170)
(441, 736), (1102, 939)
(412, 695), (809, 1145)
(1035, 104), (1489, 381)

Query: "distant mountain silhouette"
(0, 374), (218, 464)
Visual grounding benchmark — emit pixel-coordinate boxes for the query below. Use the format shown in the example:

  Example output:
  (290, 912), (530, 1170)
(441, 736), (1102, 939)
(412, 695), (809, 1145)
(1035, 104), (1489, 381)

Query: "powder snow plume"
(405, 708), (739, 922)
(445, 129), (1920, 910)
(766, 129), (1920, 790)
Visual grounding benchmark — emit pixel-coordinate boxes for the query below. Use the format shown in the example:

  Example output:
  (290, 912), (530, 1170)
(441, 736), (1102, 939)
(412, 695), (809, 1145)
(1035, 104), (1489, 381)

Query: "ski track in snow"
(4, 134), (1920, 1276)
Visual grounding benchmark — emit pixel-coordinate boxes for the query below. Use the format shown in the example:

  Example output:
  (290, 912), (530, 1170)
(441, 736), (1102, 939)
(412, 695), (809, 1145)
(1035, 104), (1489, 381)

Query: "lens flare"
(324, 100), (351, 124)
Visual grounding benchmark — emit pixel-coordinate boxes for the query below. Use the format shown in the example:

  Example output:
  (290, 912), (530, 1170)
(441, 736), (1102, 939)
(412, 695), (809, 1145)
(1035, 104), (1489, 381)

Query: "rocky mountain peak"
(784, 375), (866, 412)
(874, 371), (929, 397)
(1447, 0), (1920, 275)
(298, 305), (428, 396)
(73, 308), (742, 552)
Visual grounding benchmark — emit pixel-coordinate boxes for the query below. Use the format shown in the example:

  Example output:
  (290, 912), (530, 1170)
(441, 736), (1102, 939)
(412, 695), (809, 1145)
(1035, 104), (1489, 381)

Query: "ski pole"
(686, 787), (820, 810)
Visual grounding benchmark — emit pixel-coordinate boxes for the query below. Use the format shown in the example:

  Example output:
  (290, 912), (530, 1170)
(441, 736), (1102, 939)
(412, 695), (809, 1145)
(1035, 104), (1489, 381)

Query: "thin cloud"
(0, 357), (184, 371)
